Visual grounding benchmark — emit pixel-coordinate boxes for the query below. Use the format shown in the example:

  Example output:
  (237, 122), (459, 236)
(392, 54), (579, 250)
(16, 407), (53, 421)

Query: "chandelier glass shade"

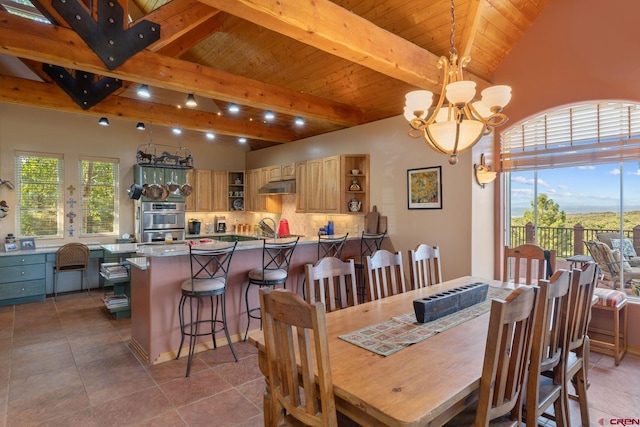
(405, 0), (512, 165)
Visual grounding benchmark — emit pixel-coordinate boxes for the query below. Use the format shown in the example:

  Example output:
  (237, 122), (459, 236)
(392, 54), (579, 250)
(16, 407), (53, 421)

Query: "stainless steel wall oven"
(136, 201), (186, 242)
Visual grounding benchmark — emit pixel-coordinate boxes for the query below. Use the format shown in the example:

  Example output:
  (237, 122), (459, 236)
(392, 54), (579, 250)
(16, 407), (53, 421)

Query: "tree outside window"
(80, 158), (119, 235)
(16, 152), (64, 238)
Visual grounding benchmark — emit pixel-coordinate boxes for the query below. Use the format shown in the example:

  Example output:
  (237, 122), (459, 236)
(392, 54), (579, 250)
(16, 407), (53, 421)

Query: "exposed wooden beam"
(460, 0), (486, 58)
(0, 74), (297, 142)
(198, 0), (492, 92)
(138, 0), (223, 54)
(0, 11), (363, 127)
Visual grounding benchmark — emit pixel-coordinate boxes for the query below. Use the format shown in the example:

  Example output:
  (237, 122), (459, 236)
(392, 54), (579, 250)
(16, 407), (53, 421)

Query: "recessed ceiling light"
(264, 110), (275, 121)
(137, 84), (150, 99)
(294, 116), (305, 126)
(238, 137), (247, 144)
(98, 117), (109, 126)
(136, 122), (145, 130)
(185, 93), (197, 107)
(228, 103), (240, 113)
(205, 132), (215, 140)
(172, 127), (182, 135)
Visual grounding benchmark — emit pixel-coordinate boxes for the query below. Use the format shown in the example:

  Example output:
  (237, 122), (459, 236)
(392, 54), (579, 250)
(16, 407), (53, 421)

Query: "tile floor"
(0, 292), (638, 426)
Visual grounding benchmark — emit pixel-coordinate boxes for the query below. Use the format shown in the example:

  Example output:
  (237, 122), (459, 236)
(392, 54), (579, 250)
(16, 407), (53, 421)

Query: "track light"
(264, 110), (275, 121)
(136, 122), (146, 130)
(238, 137), (247, 144)
(228, 103), (239, 113)
(205, 132), (215, 140)
(185, 93), (198, 107)
(294, 116), (305, 126)
(137, 84), (150, 98)
(98, 117), (110, 126)
(172, 127), (182, 135)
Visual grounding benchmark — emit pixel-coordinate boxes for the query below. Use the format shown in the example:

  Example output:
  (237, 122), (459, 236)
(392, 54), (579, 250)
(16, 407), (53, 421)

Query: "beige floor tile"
(178, 388), (261, 427)
(159, 368), (233, 407)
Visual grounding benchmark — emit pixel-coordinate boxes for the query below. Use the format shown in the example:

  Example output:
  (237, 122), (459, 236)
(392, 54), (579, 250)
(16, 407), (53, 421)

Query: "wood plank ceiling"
(0, 0), (548, 151)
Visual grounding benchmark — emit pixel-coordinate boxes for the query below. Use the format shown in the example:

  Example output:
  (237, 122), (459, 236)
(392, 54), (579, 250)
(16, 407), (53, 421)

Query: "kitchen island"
(124, 235), (377, 365)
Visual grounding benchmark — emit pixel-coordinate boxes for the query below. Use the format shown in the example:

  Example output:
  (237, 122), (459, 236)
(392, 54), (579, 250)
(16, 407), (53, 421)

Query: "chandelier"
(404, 0), (512, 165)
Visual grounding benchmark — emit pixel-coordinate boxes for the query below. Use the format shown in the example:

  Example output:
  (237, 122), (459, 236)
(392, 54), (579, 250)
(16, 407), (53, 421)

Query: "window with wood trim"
(15, 152), (64, 238)
(80, 157), (119, 236)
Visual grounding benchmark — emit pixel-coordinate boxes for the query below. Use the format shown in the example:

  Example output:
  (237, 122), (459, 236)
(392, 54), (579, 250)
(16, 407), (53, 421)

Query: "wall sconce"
(474, 154), (497, 188)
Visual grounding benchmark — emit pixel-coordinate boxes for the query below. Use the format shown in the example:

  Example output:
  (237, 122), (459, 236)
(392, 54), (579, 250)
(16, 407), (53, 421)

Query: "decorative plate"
(233, 198), (244, 210)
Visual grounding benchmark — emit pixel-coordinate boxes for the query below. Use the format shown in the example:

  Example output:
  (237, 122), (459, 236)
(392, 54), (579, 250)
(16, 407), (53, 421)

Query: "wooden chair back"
(259, 288), (337, 427)
(408, 244), (442, 289)
(503, 243), (555, 285)
(566, 262), (598, 352)
(525, 269), (572, 427)
(475, 285), (538, 425)
(305, 257), (358, 312)
(365, 249), (407, 300)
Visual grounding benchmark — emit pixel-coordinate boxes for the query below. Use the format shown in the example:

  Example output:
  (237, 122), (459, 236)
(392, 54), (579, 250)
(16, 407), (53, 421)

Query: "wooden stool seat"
(588, 288), (628, 366)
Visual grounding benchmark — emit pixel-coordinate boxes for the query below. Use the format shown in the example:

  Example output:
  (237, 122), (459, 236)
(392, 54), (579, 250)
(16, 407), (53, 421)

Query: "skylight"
(0, 0), (50, 24)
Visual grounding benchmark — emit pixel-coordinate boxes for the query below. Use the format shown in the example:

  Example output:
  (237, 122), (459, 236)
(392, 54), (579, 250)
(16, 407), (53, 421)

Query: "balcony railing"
(510, 223), (640, 258)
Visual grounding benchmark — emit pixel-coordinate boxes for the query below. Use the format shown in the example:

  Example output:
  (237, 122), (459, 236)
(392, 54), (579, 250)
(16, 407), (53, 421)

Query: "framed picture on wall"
(20, 238), (36, 250)
(407, 166), (442, 210)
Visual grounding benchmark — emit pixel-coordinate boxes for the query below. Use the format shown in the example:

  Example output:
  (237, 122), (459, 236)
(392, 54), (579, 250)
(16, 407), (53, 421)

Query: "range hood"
(258, 179), (296, 194)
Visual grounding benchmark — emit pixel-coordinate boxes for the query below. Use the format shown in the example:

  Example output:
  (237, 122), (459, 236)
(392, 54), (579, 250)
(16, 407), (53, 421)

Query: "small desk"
(567, 254), (593, 269)
(248, 276), (513, 427)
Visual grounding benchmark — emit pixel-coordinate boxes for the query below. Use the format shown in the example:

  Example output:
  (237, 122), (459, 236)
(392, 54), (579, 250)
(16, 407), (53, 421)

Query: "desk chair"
(53, 243), (90, 299)
(176, 242), (238, 377)
(525, 269), (572, 427)
(365, 249), (406, 301)
(562, 262), (598, 426)
(244, 237), (299, 341)
(504, 243), (555, 285)
(305, 257), (358, 312)
(349, 231), (386, 303)
(259, 288), (338, 426)
(408, 244), (442, 289)
(445, 285), (538, 426)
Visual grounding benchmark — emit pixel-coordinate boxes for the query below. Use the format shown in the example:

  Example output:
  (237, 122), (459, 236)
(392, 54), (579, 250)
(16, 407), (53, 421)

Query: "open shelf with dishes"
(228, 171), (245, 211)
(341, 154), (370, 214)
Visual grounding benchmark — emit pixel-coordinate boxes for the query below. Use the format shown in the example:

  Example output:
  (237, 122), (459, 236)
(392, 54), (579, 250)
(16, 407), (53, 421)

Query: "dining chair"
(304, 257), (358, 312)
(365, 249), (407, 301)
(259, 287), (338, 426)
(244, 237), (300, 341)
(53, 242), (90, 299)
(445, 285), (539, 426)
(524, 269), (572, 427)
(176, 242), (238, 377)
(503, 243), (555, 285)
(556, 262), (598, 427)
(408, 243), (442, 289)
(347, 231), (386, 303)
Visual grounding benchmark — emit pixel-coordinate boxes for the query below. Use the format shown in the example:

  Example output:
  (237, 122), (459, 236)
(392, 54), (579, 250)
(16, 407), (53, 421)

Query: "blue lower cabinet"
(0, 255), (46, 306)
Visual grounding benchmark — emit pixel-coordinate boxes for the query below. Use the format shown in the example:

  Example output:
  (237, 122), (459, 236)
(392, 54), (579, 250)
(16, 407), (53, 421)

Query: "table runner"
(339, 286), (513, 356)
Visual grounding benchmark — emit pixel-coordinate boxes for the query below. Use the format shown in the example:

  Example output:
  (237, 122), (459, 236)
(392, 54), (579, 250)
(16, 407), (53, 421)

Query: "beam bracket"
(43, 64), (122, 110)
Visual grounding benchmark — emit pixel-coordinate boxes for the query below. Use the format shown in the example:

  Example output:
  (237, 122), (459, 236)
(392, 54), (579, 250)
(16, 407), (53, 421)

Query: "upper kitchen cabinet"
(281, 162), (296, 180)
(185, 169), (227, 212)
(295, 161), (307, 213)
(342, 154), (370, 214)
(245, 168), (282, 213)
(267, 165), (281, 182)
(304, 155), (341, 213)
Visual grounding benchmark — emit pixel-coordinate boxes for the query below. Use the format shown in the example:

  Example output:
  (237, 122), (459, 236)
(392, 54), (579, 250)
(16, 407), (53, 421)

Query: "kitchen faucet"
(259, 217), (278, 240)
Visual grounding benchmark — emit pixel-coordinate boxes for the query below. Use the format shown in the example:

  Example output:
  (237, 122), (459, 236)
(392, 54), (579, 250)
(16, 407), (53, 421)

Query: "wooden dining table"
(247, 276), (515, 427)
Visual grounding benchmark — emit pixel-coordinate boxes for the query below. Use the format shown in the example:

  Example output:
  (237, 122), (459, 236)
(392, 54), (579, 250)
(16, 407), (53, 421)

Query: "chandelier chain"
(449, 0), (457, 57)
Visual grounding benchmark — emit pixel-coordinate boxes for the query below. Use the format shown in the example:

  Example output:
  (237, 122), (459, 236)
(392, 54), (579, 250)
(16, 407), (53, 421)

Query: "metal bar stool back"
(318, 233), (349, 259)
(244, 237), (300, 341)
(176, 241), (238, 377)
(350, 231), (386, 303)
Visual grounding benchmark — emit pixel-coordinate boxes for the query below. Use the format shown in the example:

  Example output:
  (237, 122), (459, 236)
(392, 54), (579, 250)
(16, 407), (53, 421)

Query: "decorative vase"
(349, 179), (361, 191)
(348, 198), (361, 212)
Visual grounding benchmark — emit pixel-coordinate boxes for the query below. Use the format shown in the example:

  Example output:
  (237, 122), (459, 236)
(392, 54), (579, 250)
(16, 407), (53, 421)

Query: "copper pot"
(180, 183), (193, 196)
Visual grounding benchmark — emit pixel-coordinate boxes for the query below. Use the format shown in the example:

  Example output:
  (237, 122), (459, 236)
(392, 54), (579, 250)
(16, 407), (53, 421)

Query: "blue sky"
(510, 161), (640, 215)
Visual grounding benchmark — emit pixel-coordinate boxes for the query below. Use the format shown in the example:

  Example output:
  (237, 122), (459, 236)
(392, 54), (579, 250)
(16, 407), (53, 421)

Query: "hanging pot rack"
(136, 142), (194, 169)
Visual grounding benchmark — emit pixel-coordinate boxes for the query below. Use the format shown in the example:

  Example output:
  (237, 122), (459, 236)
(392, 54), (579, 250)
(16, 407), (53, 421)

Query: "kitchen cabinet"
(303, 155), (340, 213)
(245, 167), (282, 213)
(186, 169), (227, 212)
(306, 158), (323, 212)
(295, 161), (307, 212)
(0, 254), (46, 306)
(228, 171), (245, 211)
(282, 162), (296, 180)
(267, 165), (282, 182)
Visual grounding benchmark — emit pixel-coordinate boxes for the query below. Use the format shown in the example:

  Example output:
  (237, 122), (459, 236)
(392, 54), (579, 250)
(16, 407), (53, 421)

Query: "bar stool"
(176, 241), (238, 377)
(589, 288), (628, 365)
(318, 233), (349, 259)
(347, 231), (386, 303)
(243, 237), (299, 341)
